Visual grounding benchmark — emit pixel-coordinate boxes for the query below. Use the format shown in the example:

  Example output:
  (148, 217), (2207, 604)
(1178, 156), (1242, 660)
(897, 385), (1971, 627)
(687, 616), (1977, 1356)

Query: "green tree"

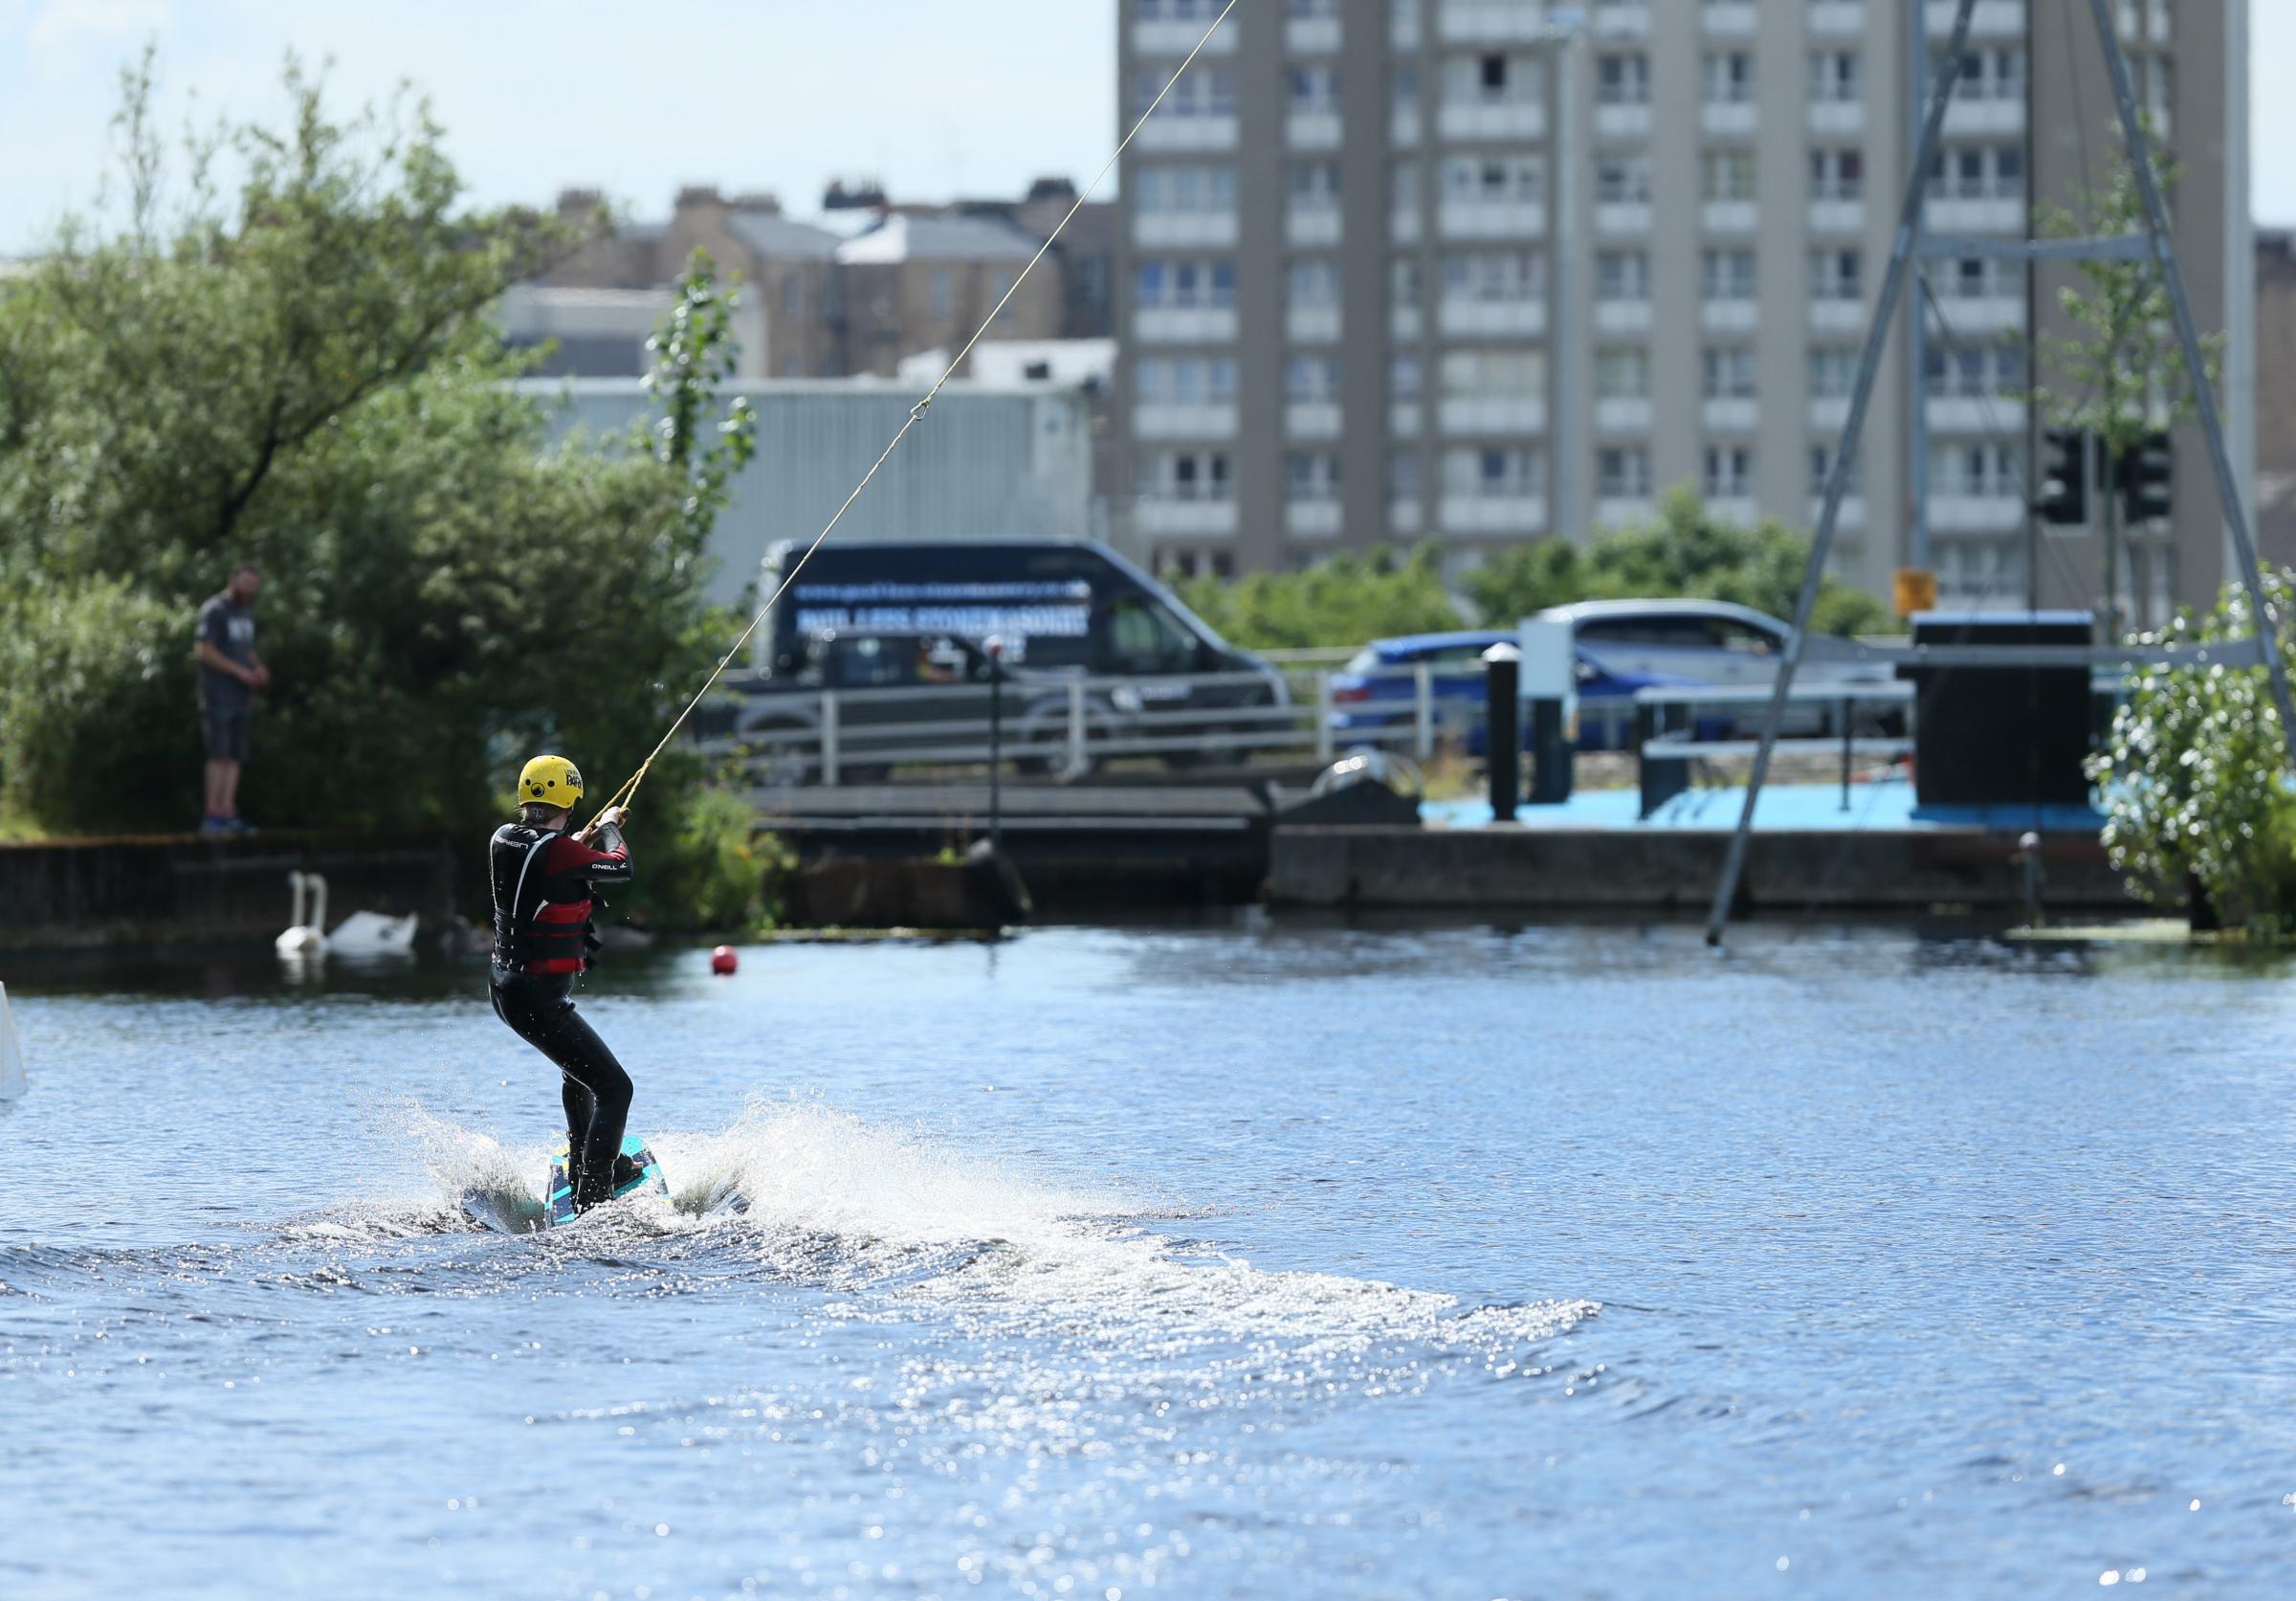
(1464, 487), (1892, 637)
(1174, 545), (1465, 651)
(2032, 121), (2220, 634)
(0, 54), (774, 928)
(2090, 576), (2296, 937)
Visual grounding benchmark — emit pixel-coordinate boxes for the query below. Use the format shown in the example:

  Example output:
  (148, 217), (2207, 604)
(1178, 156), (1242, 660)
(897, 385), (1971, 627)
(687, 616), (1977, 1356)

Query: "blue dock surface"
(1424, 776), (2107, 834)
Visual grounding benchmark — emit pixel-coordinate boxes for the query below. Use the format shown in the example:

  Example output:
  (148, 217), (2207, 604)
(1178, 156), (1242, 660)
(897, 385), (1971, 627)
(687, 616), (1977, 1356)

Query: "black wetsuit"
(488, 818), (634, 1210)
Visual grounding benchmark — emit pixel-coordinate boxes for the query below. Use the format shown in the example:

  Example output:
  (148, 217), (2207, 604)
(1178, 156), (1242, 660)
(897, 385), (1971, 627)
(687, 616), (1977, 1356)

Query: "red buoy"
(709, 945), (738, 976)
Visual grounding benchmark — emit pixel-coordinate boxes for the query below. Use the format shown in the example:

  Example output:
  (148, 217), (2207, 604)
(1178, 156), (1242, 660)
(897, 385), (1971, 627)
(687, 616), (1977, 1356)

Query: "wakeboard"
(544, 1133), (670, 1229)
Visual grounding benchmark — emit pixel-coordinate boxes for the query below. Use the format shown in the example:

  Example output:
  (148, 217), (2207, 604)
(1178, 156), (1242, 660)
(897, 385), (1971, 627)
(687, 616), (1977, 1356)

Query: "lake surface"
(5, 921), (2295, 1598)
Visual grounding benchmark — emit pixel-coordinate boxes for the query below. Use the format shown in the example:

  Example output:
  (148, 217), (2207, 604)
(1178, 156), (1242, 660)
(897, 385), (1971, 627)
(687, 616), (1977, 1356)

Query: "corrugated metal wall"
(519, 379), (1096, 607)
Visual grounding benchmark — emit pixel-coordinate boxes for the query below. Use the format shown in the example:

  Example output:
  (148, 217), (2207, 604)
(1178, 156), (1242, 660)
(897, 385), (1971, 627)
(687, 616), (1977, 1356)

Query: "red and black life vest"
(488, 824), (601, 977)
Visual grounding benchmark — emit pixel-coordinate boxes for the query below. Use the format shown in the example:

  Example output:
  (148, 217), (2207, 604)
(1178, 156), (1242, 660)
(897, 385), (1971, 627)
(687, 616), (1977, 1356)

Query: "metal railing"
(1635, 681), (1915, 814)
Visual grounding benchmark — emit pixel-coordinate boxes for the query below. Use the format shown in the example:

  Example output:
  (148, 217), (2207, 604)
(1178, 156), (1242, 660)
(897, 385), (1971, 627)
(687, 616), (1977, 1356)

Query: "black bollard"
(985, 636), (1005, 852)
(1482, 643), (1521, 823)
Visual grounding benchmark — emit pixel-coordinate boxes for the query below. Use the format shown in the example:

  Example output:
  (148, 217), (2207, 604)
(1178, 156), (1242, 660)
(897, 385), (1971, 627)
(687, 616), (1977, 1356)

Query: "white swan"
(330, 907), (420, 955)
(276, 871), (326, 957)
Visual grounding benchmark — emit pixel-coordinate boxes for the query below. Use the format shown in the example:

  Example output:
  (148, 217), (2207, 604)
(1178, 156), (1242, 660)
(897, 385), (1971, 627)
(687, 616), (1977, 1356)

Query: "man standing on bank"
(488, 755), (641, 1213)
(194, 562), (270, 836)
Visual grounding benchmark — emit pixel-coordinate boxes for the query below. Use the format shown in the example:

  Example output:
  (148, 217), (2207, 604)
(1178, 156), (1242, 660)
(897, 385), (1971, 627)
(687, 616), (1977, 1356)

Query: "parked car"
(727, 539), (1288, 782)
(1532, 600), (1898, 736)
(1327, 630), (1725, 754)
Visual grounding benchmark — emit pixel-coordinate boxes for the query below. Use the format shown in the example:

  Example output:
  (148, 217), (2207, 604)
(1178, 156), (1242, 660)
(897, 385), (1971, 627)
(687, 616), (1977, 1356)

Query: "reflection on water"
(5, 920), (2295, 1598)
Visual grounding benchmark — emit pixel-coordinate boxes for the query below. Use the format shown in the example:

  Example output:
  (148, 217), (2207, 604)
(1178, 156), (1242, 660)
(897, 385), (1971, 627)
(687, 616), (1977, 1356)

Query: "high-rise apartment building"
(1114, 0), (2247, 620)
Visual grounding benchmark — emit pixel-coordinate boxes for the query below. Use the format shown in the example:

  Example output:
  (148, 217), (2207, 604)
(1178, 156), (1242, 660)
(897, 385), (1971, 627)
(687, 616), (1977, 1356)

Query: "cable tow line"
(597, 0), (1242, 818)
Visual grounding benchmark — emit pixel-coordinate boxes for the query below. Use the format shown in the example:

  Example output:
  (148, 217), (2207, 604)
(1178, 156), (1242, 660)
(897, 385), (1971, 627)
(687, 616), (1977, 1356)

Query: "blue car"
(1328, 630), (1721, 754)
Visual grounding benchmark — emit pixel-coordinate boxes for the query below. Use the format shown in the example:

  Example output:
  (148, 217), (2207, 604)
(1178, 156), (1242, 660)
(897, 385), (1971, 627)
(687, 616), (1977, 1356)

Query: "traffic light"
(2118, 432), (2174, 523)
(2037, 429), (2089, 526)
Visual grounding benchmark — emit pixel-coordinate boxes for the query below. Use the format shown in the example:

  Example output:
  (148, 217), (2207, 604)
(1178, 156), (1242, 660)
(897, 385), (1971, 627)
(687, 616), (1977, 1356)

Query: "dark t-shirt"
(196, 593), (256, 710)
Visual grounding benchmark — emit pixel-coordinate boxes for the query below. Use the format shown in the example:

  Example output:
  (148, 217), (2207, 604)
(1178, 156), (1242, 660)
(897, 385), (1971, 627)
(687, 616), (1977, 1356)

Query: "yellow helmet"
(517, 754), (584, 809)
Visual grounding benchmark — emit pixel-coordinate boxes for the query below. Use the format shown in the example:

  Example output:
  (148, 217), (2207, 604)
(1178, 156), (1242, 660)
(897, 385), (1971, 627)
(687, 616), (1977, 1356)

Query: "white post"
(1067, 678), (1087, 775)
(820, 691), (841, 787)
(1314, 672), (1334, 764)
(0, 981), (24, 1102)
(1414, 662), (1435, 759)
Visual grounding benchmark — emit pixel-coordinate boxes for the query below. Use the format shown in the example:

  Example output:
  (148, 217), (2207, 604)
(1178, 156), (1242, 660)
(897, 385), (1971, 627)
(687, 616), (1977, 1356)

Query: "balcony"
(1391, 500), (1424, 536)
(1596, 102), (1652, 139)
(1391, 304), (1424, 341)
(1437, 201), (1546, 240)
(1808, 100), (1866, 138)
(1136, 305), (1238, 343)
(1701, 199), (1757, 234)
(1927, 395), (2027, 432)
(1391, 402), (1422, 437)
(1439, 100), (1548, 141)
(1136, 497), (1238, 537)
(1945, 91), (2027, 139)
(1596, 396), (1652, 433)
(1596, 300), (1652, 335)
(1286, 15), (1340, 54)
(1136, 115), (1237, 153)
(1593, 2), (1649, 36)
(1701, 396), (1759, 432)
(1391, 6), (1420, 49)
(1807, 196), (1865, 234)
(1287, 500), (1343, 538)
(1439, 397), (1548, 434)
(1701, 2), (1758, 37)
(1392, 208), (1423, 245)
(1597, 200), (1651, 236)
(1810, 298), (1866, 335)
(1701, 299), (1759, 334)
(1391, 109), (1422, 148)
(1441, 496), (1549, 535)
(1286, 401), (1342, 440)
(1135, 211), (1237, 250)
(1134, 403), (1238, 441)
(1808, 1), (1866, 38)
(1288, 111), (1342, 150)
(1809, 496), (1868, 532)
(1441, 1), (1551, 42)
(1931, 492), (2026, 534)
(1438, 299), (1548, 337)
(1701, 101), (1757, 138)
(1597, 496), (1654, 529)
(1132, 17), (1237, 56)
(1705, 496), (1760, 524)
(1931, 294), (2025, 336)
(1925, 1), (2027, 40)
(1809, 395), (1851, 432)
(1287, 207), (1342, 248)
(1925, 189), (2026, 234)
(1288, 305), (1342, 344)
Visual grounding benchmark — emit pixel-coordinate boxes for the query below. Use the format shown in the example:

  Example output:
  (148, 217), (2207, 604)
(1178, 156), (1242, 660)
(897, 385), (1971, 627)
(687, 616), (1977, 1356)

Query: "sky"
(1, 0), (2292, 254)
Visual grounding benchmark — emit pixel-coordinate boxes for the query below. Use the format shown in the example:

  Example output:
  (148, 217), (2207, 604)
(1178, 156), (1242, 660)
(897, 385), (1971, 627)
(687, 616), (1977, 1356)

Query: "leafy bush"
(0, 579), (201, 832)
(622, 778), (792, 933)
(1175, 546), (1466, 651)
(2091, 574), (2296, 935)
(1466, 487), (1894, 636)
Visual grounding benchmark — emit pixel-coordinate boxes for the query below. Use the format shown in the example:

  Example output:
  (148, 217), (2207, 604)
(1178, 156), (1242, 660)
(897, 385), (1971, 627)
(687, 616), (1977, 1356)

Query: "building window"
(1137, 257), (1238, 309)
(1701, 51), (1755, 104)
(1703, 445), (1754, 499)
(1143, 450), (1233, 501)
(1701, 149), (1755, 203)
(1441, 249), (1544, 302)
(1288, 257), (1342, 307)
(1924, 344), (2025, 398)
(1809, 148), (1865, 201)
(1288, 63), (1341, 112)
(1808, 345), (1860, 397)
(1597, 152), (1652, 204)
(1596, 249), (1650, 301)
(1440, 347), (1546, 398)
(1390, 256), (1423, 305)
(1811, 444), (1866, 497)
(1808, 50), (1862, 102)
(1596, 53), (1650, 106)
(1701, 248), (1756, 300)
(1809, 248), (1863, 301)
(1442, 51), (1536, 105)
(1598, 446), (1651, 498)
(1137, 164), (1238, 212)
(1137, 356), (1237, 405)
(1596, 346), (1649, 400)
(1134, 65), (1236, 118)
(1928, 144), (2024, 201)
(1391, 158), (1421, 212)
(1289, 160), (1342, 209)
(1390, 449), (1422, 501)
(1285, 451), (1342, 501)
(1701, 346), (1756, 399)
(1441, 153), (1545, 204)
(1445, 447), (1543, 498)
(1391, 354), (1423, 401)
(1287, 355), (1340, 402)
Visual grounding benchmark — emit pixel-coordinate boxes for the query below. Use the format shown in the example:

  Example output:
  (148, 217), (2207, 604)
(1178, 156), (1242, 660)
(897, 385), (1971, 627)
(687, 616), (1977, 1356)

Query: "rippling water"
(5, 921), (2296, 1598)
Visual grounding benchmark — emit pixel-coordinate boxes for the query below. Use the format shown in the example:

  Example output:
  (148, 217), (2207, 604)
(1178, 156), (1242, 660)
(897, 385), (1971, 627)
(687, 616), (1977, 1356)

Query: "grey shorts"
(203, 701), (251, 762)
